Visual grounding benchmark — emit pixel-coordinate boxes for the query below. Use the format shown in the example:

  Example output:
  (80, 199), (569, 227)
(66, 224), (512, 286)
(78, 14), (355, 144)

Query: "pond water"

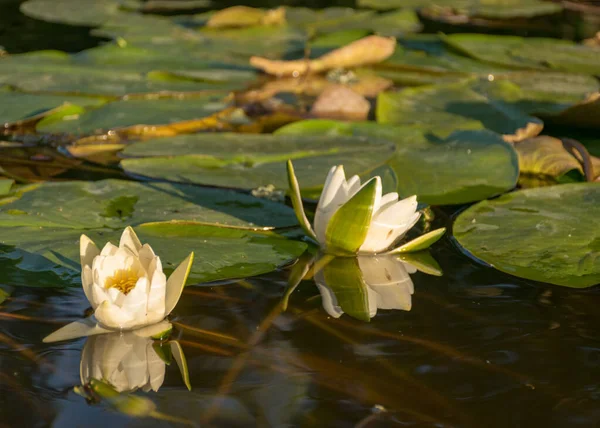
(1, 0), (600, 427)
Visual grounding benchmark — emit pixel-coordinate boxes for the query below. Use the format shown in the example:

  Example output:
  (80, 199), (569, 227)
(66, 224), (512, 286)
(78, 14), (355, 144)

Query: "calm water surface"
(2, 1), (600, 427)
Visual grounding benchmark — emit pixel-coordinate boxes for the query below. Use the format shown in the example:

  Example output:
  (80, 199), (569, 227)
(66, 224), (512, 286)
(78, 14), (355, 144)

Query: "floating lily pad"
(0, 179), (297, 229)
(443, 34), (600, 75)
(120, 133), (396, 197)
(0, 88), (105, 127)
(0, 224), (306, 287)
(453, 183), (600, 288)
(73, 44), (256, 77)
(0, 53), (223, 96)
(358, 0), (562, 18)
(37, 94), (229, 135)
(0, 180), (306, 287)
(277, 120), (519, 205)
(377, 80), (543, 141)
(20, 0), (130, 26)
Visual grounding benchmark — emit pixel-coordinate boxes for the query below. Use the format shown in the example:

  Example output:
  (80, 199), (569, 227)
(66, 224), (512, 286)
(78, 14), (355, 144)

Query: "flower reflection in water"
(285, 251), (441, 322)
(80, 330), (166, 394)
(316, 256), (415, 320)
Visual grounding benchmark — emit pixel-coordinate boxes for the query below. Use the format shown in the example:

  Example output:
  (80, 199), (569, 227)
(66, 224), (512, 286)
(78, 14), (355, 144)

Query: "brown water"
(3, 220), (600, 427)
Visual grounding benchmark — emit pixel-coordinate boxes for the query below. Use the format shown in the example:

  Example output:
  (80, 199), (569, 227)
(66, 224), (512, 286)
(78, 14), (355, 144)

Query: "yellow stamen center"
(105, 268), (140, 295)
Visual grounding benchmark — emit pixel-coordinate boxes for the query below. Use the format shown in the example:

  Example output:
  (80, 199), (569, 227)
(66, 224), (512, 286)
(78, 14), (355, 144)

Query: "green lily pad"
(286, 7), (421, 37)
(37, 94), (229, 135)
(358, 0), (562, 18)
(376, 80), (543, 140)
(20, 0), (130, 26)
(120, 133), (396, 197)
(0, 52), (221, 96)
(73, 44), (256, 77)
(453, 183), (600, 288)
(0, 179), (298, 229)
(443, 34), (600, 75)
(0, 87), (106, 127)
(0, 224), (306, 287)
(276, 120), (519, 205)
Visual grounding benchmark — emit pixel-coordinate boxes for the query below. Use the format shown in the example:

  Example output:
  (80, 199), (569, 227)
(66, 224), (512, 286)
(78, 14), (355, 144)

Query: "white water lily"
(287, 161), (441, 256)
(315, 165), (421, 253)
(79, 226), (193, 331)
(80, 330), (166, 393)
(315, 256), (416, 320)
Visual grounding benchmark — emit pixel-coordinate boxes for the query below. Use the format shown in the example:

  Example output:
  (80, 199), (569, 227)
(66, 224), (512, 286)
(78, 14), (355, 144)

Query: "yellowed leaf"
(206, 6), (285, 28)
(74, 107), (238, 144)
(516, 135), (600, 180)
(66, 144), (125, 165)
(310, 85), (370, 121)
(250, 35), (396, 77)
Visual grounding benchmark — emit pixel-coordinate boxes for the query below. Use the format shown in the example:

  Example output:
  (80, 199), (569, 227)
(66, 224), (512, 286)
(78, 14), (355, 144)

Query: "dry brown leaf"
(310, 85), (370, 121)
(206, 6), (285, 28)
(250, 35), (396, 77)
(502, 121), (544, 144)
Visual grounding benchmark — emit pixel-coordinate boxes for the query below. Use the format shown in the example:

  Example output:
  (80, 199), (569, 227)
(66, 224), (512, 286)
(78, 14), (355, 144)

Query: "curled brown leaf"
(250, 35), (397, 77)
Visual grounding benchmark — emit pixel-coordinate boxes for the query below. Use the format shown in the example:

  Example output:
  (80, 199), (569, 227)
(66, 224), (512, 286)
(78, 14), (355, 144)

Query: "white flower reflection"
(80, 331), (166, 393)
(315, 256), (417, 321)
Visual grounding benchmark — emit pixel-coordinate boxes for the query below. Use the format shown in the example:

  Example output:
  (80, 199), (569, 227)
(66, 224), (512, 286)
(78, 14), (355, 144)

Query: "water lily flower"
(315, 256), (416, 321)
(79, 226), (193, 330)
(287, 161), (445, 255)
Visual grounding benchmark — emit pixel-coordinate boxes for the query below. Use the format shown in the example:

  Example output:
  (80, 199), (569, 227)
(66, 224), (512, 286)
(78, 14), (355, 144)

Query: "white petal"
(92, 283), (109, 308)
(119, 226), (143, 255)
(121, 277), (149, 316)
(314, 165), (348, 244)
(359, 211), (421, 254)
(375, 195), (418, 225)
(138, 244), (156, 272)
(147, 257), (167, 321)
(94, 300), (137, 330)
(343, 175), (362, 199)
(100, 242), (118, 257)
(81, 265), (95, 306)
(80, 235), (99, 266)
